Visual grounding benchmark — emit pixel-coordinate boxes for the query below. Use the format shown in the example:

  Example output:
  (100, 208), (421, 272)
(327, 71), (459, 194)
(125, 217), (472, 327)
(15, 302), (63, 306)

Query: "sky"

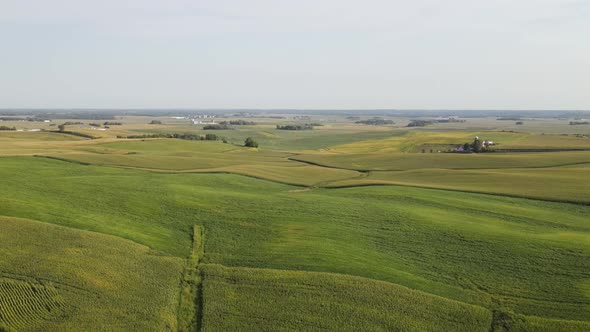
(0, 0), (589, 109)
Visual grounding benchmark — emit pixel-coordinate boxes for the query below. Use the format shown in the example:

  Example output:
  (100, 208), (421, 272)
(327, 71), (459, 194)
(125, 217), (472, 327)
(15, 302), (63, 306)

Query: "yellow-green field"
(325, 165), (590, 203)
(0, 216), (183, 331)
(1, 112), (589, 331)
(200, 264), (493, 332)
(322, 130), (590, 153)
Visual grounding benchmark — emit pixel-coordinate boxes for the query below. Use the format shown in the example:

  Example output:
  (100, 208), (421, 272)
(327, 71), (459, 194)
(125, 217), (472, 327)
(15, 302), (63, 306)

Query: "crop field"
(0, 112), (589, 331)
(326, 165), (590, 203)
(292, 150), (590, 171)
(323, 130), (590, 154)
(0, 216), (183, 331)
(200, 264), (492, 332)
(0, 278), (63, 331)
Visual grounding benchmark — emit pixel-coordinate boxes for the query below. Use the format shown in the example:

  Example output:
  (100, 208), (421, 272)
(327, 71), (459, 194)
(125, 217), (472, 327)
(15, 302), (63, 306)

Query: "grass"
(499, 134), (590, 150)
(0, 216), (183, 331)
(0, 278), (64, 331)
(4, 129), (589, 200)
(202, 264), (590, 332)
(0, 131), (95, 156)
(28, 138), (590, 201)
(0, 131), (85, 141)
(326, 165), (590, 204)
(325, 130), (590, 154)
(40, 139), (361, 186)
(129, 123), (397, 151)
(200, 264), (492, 331)
(1, 115), (590, 330)
(293, 151), (590, 171)
(0, 157), (588, 326)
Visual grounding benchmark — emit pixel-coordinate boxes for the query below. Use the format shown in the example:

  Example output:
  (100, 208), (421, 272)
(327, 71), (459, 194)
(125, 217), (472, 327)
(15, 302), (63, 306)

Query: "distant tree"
(149, 120), (162, 124)
(244, 137), (258, 148)
(276, 124), (314, 130)
(58, 124), (66, 132)
(219, 120), (256, 125)
(203, 124), (231, 130)
(355, 118), (394, 125)
(407, 120), (433, 127)
(515, 121), (524, 125)
(204, 133), (218, 141)
(0, 117), (27, 121)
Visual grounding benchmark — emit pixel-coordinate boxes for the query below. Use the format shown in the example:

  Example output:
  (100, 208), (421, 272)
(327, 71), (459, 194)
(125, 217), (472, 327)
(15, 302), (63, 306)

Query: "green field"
(200, 264), (492, 331)
(292, 151), (590, 171)
(0, 216), (183, 331)
(326, 165), (590, 203)
(1, 112), (589, 331)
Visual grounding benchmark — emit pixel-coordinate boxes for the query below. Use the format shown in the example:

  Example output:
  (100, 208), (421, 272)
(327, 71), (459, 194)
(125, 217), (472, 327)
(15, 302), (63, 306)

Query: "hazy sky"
(1, 0), (589, 109)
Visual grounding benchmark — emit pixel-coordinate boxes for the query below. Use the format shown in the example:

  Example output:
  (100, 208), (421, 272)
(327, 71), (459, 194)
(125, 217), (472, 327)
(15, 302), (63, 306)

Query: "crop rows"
(0, 279), (63, 331)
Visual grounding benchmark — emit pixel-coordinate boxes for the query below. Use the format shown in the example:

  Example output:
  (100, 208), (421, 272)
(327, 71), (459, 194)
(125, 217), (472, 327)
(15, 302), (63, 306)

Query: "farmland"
(0, 111), (589, 331)
(0, 216), (183, 331)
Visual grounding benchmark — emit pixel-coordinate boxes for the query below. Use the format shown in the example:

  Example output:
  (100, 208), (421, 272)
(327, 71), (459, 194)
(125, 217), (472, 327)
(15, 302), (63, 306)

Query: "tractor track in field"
(322, 181), (590, 206)
(33, 153), (590, 175)
(0, 277), (65, 331)
(0, 271), (99, 297)
(288, 155), (590, 172)
(287, 156), (372, 172)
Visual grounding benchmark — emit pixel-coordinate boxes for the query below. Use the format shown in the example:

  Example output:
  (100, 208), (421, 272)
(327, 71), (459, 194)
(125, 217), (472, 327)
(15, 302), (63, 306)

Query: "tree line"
(116, 133), (260, 148)
(117, 133), (227, 142)
(203, 124), (232, 130)
(355, 118), (394, 125)
(276, 124), (315, 130)
(407, 120), (433, 127)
